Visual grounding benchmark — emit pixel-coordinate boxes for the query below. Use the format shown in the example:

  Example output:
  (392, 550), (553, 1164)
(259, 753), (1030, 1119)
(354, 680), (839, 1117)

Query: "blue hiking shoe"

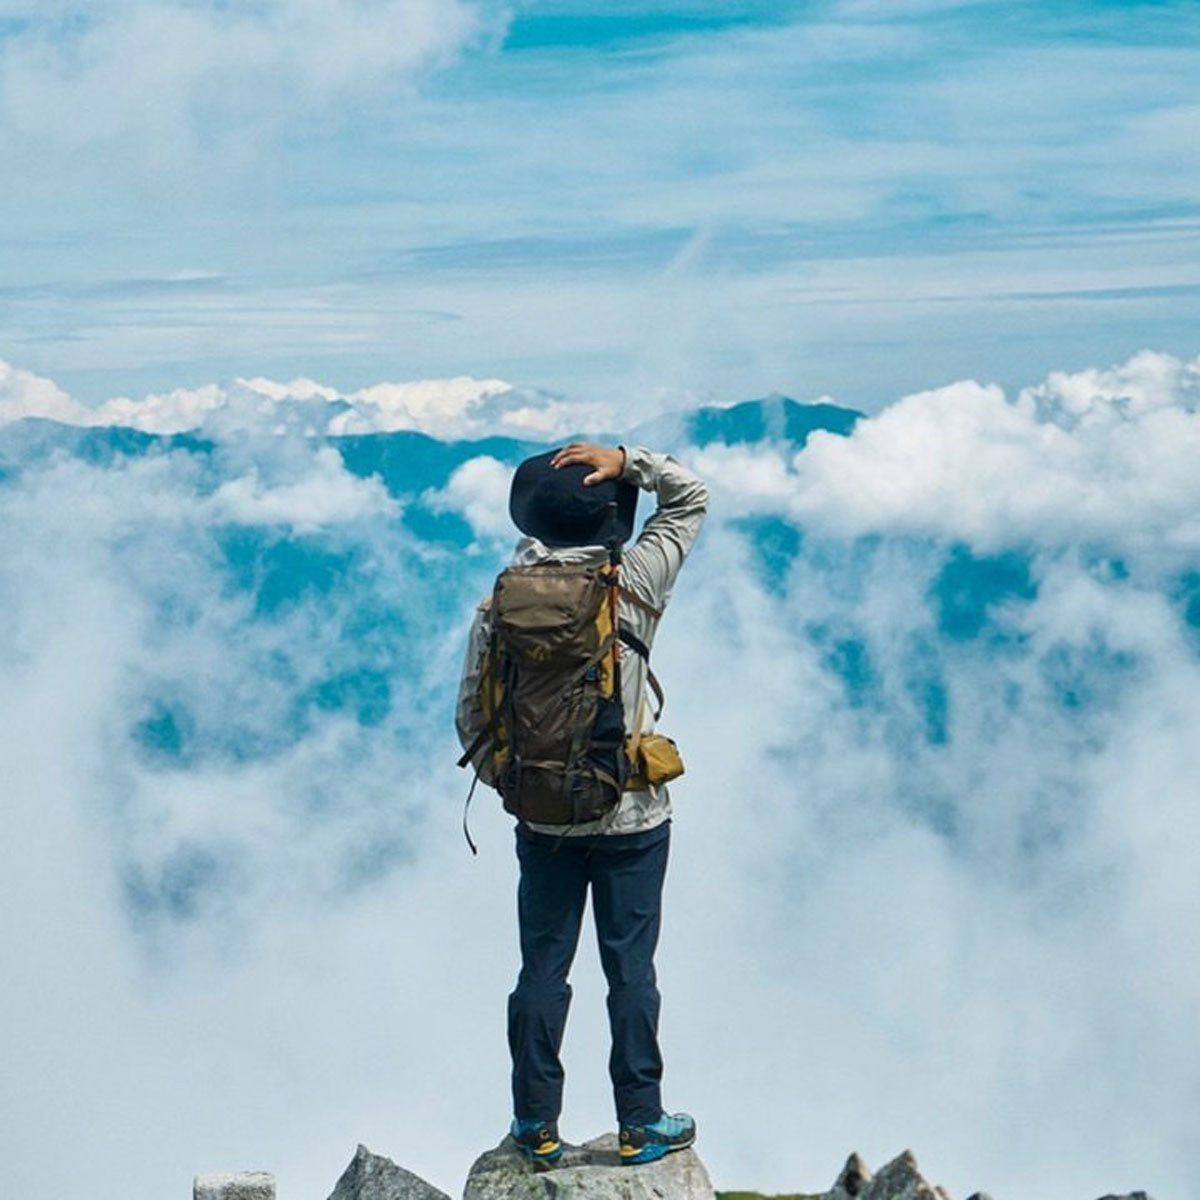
(510, 1117), (563, 1166)
(618, 1111), (696, 1165)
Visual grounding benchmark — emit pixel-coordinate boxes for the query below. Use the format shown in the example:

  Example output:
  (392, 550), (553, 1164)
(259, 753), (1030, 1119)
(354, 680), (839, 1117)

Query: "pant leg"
(508, 828), (590, 1121)
(589, 822), (670, 1126)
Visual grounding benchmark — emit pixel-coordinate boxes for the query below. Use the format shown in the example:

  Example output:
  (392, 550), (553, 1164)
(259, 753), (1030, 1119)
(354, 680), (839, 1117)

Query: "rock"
(463, 1132), (716, 1199)
(964, 1194), (994, 1200)
(859, 1151), (950, 1200)
(326, 1144), (450, 1200)
(1095, 1194), (1154, 1200)
(194, 1173), (276, 1200)
(829, 1152), (874, 1198)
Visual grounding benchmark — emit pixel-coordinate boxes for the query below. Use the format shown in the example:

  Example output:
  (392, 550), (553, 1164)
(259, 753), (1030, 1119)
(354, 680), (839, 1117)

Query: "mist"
(2, 351), (1198, 1200)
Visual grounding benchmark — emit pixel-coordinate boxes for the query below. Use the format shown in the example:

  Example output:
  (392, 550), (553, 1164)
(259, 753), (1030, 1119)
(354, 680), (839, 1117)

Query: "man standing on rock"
(456, 441), (708, 1167)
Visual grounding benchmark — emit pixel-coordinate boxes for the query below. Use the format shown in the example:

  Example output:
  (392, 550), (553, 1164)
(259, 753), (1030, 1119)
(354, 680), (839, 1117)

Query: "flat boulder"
(326, 1144), (450, 1200)
(194, 1174), (275, 1200)
(463, 1133), (716, 1200)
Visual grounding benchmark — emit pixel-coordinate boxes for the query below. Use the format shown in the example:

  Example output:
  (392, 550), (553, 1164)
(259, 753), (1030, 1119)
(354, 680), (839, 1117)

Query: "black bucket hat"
(509, 449), (638, 548)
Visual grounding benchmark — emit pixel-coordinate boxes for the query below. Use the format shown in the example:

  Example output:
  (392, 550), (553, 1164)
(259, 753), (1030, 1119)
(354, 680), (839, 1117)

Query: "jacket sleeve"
(618, 445), (709, 615)
(455, 600), (492, 760)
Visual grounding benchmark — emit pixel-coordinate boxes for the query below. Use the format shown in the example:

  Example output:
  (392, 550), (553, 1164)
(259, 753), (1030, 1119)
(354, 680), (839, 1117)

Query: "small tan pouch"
(632, 733), (685, 788)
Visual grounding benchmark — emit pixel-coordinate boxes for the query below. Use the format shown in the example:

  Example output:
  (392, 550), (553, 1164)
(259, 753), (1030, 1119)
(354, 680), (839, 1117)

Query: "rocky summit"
(325, 1144), (451, 1200)
(717, 1150), (1155, 1200)
(817, 1150), (953, 1200)
(194, 1141), (1157, 1200)
(463, 1132), (716, 1200)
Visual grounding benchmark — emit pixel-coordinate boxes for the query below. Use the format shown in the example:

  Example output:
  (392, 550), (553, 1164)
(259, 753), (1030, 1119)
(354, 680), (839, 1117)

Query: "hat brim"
(509, 451), (638, 548)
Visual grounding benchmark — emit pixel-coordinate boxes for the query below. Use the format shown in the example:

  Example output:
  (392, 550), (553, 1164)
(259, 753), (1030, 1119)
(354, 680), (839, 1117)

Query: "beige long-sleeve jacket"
(454, 445), (709, 836)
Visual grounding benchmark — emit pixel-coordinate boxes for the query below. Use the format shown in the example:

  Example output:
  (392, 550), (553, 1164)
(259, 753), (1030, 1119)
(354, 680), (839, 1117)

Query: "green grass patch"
(715, 1192), (824, 1200)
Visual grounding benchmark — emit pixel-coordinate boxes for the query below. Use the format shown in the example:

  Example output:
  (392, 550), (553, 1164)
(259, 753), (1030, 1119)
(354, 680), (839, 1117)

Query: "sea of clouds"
(2, 349), (1199, 1200)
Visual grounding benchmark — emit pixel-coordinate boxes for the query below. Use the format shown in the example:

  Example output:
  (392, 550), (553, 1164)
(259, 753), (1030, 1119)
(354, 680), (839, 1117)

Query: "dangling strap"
(625, 694), (647, 774)
(457, 726), (490, 769)
(462, 764), (481, 856)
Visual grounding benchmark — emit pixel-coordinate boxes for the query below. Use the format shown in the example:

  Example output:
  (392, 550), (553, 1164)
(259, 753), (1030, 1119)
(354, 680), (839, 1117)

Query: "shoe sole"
(619, 1136), (695, 1165)
(514, 1142), (563, 1168)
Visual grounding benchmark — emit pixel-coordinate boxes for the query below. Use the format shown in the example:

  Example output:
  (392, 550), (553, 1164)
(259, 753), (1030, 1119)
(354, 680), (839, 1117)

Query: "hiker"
(455, 441), (709, 1167)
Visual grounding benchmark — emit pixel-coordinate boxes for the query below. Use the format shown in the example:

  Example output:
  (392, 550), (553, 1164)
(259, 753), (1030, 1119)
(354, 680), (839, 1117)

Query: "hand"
(551, 443), (626, 486)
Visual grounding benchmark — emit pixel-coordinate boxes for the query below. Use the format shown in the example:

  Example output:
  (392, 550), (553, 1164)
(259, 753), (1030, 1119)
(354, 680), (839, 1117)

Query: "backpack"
(457, 556), (682, 848)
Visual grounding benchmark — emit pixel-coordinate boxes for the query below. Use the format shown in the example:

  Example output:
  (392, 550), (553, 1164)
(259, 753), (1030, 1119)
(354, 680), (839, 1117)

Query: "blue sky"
(1, 0), (1198, 413)
(5, 9), (1200, 1195)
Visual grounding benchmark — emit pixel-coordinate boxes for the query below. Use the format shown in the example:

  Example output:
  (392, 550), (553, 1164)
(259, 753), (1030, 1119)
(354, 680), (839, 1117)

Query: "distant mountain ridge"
(0, 396), (863, 497)
(623, 394), (861, 451)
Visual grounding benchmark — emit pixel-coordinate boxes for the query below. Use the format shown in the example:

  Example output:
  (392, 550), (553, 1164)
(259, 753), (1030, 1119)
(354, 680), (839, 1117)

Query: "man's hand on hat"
(551, 443), (626, 486)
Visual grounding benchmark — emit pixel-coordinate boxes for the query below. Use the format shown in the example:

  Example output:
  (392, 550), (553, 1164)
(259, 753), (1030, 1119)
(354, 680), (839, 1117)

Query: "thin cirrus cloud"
(5, 2), (1200, 412)
(0, 0), (493, 149)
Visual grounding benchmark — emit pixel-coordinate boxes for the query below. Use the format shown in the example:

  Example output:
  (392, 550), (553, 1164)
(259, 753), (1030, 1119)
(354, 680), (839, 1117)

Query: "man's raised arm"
(618, 445), (709, 613)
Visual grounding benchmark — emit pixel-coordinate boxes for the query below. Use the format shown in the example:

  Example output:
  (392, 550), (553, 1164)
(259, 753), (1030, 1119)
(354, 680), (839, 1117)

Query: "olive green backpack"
(457, 554), (682, 850)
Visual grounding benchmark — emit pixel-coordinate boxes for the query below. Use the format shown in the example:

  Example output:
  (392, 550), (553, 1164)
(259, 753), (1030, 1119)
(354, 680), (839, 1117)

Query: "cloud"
(208, 445), (398, 530)
(0, 358), (93, 424)
(0, 415), (513, 1198)
(329, 376), (516, 438)
(423, 455), (513, 540)
(657, 358), (1200, 1196)
(92, 383), (232, 434)
(0, 361), (618, 441)
(3, 348), (1200, 1200)
(0, 0), (494, 153)
(7, 2), (1200, 421)
(6, 0), (1200, 421)
(695, 350), (1200, 561)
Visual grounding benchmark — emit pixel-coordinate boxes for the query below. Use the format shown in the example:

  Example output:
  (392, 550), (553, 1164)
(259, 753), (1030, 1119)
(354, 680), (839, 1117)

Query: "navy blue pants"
(508, 820), (670, 1126)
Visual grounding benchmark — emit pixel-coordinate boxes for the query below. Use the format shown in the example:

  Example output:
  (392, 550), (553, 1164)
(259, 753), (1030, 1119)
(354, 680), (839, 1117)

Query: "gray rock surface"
(463, 1132), (715, 1200)
(859, 1151), (949, 1200)
(829, 1152), (873, 1199)
(326, 1144), (450, 1200)
(194, 1173), (275, 1200)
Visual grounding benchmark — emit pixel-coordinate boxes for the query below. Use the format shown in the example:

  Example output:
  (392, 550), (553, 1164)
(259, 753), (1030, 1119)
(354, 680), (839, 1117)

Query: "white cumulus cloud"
(423, 455), (512, 539)
(694, 350), (1200, 564)
(92, 384), (230, 434)
(0, 361), (619, 443)
(329, 376), (515, 438)
(208, 445), (398, 531)
(0, 360), (94, 425)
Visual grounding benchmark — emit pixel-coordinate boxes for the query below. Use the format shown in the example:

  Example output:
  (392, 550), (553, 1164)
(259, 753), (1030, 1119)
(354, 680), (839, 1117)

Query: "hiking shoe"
(510, 1117), (563, 1166)
(618, 1111), (696, 1165)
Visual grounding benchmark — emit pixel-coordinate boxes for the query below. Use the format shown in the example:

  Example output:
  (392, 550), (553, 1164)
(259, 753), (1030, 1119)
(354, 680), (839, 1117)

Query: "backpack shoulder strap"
(617, 623), (665, 720)
(618, 583), (662, 621)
